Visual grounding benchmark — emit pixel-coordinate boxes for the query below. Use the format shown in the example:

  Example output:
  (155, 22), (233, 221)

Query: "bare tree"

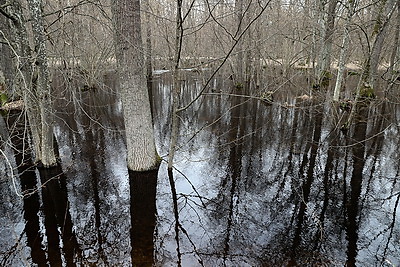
(316, 0), (338, 88)
(26, 0), (57, 167)
(367, 0), (397, 90)
(333, 0), (358, 101)
(112, 0), (160, 171)
(1, 0), (57, 167)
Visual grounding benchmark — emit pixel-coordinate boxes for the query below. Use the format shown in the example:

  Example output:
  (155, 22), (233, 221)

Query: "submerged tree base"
(129, 169), (158, 267)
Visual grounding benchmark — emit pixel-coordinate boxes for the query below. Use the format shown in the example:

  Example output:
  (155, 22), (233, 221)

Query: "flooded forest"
(1, 0), (400, 266)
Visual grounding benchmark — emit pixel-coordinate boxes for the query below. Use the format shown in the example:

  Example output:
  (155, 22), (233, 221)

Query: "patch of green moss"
(235, 82), (244, 90)
(0, 93), (8, 106)
(360, 85), (376, 99)
(320, 71), (332, 88)
(348, 71), (359, 76)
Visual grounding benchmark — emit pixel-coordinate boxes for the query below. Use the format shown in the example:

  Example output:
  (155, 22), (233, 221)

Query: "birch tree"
(112, 0), (160, 172)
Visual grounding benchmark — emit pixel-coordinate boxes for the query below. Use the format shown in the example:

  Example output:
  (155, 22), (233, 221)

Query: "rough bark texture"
(5, 0), (42, 159)
(2, 0), (56, 167)
(26, 0), (57, 167)
(0, 1), (14, 94)
(112, 0), (159, 171)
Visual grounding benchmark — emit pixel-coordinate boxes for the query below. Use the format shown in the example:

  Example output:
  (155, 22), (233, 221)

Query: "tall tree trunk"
(254, 17), (262, 89)
(367, 0), (396, 89)
(311, 0), (327, 78)
(385, 0), (400, 94)
(26, 0), (57, 167)
(2, 0), (56, 167)
(0, 0), (14, 97)
(143, 0), (154, 120)
(112, 0), (160, 171)
(235, 0), (244, 85)
(317, 0), (338, 88)
(168, 0), (183, 170)
(143, 0), (153, 82)
(333, 0), (357, 101)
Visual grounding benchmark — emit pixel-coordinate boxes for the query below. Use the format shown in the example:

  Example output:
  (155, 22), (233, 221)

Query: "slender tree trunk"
(143, 0), (155, 121)
(112, 0), (160, 171)
(311, 0), (326, 79)
(168, 0), (183, 170)
(317, 0), (338, 87)
(0, 1), (14, 96)
(235, 0), (244, 85)
(143, 0), (153, 82)
(333, 0), (357, 101)
(254, 17), (262, 89)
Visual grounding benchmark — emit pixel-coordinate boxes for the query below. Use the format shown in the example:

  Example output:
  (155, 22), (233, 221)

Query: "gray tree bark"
(143, 0), (153, 82)
(235, 0), (244, 85)
(112, 0), (160, 171)
(0, 0), (14, 95)
(386, 0), (400, 94)
(168, 0), (183, 170)
(317, 0), (338, 87)
(367, 0), (396, 89)
(26, 0), (57, 167)
(333, 0), (357, 101)
(1, 0), (56, 167)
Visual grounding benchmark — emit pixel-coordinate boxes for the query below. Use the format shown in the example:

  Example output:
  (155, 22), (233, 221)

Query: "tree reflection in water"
(0, 73), (399, 266)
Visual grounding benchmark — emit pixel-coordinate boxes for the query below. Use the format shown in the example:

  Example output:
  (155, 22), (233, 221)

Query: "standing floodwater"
(0, 72), (399, 266)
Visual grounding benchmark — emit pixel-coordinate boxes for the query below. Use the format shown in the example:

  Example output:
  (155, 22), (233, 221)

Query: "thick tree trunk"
(112, 0), (159, 171)
(2, 0), (56, 167)
(26, 0), (57, 167)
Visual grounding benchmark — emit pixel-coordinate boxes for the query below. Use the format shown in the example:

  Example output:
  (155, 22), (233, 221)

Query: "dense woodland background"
(1, 0), (400, 99)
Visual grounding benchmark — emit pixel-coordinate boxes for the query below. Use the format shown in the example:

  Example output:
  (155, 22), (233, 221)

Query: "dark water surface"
(1, 72), (400, 266)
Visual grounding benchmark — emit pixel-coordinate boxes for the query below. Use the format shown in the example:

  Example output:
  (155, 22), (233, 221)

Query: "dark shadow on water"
(345, 102), (369, 266)
(1, 74), (400, 266)
(129, 169), (158, 266)
(37, 163), (81, 266)
(5, 110), (47, 266)
(288, 100), (324, 265)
